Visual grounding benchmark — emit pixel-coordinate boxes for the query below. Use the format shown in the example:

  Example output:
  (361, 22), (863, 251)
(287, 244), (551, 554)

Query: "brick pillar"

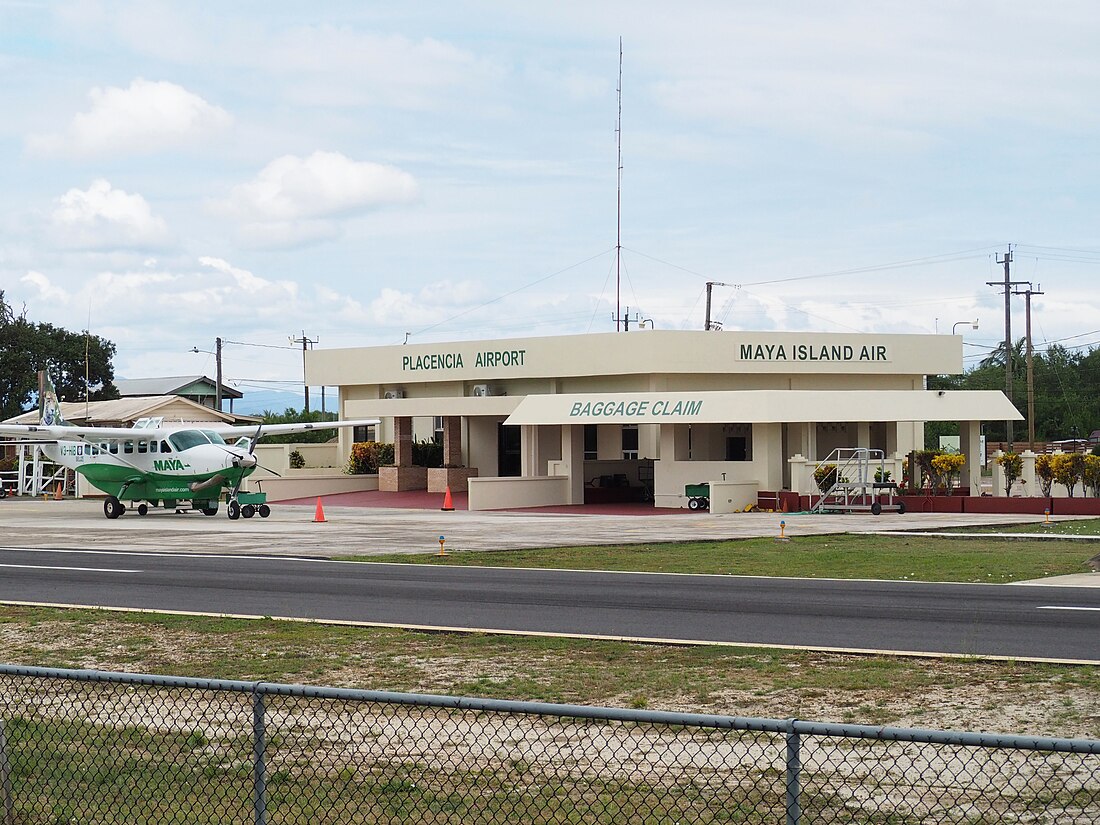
(443, 416), (462, 466)
(394, 416), (413, 466)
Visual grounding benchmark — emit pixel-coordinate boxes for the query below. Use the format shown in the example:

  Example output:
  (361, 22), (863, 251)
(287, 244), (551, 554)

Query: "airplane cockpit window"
(168, 430), (211, 452)
(201, 430), (228, 445)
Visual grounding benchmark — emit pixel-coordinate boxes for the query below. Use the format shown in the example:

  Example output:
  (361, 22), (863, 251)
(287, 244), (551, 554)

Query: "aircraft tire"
(201, 505), (218, 516)
(104, 497), (123, 519)
(227, 500), (241, 520)
(242, 504), (255, 519)
(137, 503), (149, 516)
(258, 504), (271, 518)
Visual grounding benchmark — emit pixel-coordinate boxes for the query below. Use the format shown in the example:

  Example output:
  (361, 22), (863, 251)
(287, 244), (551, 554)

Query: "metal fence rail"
(1, 664), (1097, 823)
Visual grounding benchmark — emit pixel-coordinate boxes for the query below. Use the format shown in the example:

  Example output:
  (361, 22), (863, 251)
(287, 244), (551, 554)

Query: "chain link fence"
(1, 664), (1097, 823)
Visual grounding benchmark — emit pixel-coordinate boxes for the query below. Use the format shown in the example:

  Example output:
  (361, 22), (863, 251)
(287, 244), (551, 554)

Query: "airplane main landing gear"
(137, 503), (149, 516)
(103, 496), (125, 519)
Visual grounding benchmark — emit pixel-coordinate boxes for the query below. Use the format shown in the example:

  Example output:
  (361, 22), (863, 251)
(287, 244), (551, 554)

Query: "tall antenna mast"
(615, 37), (623, 332)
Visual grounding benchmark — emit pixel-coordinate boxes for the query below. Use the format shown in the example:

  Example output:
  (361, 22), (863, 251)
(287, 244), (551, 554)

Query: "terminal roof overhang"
(504, 390), (1023, 426)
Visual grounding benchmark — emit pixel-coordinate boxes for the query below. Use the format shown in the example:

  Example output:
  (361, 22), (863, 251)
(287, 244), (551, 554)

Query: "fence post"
(253, 690), (267, 825)
(0, 719), (12, 825)
(785, 718), (800, 825)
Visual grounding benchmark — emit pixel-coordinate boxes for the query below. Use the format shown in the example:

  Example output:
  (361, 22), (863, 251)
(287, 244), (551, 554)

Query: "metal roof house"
(115, 376), (243, 413)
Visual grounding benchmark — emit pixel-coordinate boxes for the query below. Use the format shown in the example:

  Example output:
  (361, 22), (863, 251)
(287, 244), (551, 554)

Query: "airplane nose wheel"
(227, 500), (241, 520)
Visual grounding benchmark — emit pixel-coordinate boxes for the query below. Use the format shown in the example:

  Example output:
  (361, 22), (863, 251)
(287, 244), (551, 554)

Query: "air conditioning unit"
(383, 389), (406, 399)
(472, 384), (493, 397)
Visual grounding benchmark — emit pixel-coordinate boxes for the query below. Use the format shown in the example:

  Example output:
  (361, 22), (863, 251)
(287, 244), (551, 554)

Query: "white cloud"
(50, 179), (171, 249)
(214, 151), (419, 246)
(20, 271), (70, 304)
(27, 78), (231, 157)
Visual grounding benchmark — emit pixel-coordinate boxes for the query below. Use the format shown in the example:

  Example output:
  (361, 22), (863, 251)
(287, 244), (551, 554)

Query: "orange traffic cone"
(54, 482), (63, 501)
(441, 486), (455, 511)
(313, 497), (327, 523)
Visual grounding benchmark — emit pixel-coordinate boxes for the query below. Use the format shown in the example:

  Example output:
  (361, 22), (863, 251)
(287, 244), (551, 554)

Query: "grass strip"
(342, 533), (1096, 583)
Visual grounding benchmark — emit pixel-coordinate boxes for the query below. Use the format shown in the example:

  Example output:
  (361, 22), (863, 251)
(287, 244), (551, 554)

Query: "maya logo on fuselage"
(153, 459), (189, 472)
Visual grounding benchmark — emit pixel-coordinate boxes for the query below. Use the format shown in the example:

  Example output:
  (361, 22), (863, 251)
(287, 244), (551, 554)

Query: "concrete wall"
(252, 473), (379, 502)
(468, 475), (569, 510)
(654, 460), (758, 509)
(709, 481), (760, 513)
(252, 443), (341, 475)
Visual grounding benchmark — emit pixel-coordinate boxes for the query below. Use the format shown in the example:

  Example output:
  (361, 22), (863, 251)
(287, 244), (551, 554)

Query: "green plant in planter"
(288, 449), (305, 469)
(995, 452), (1022, 497)
(1050, 452), (1084, 497)
(873, 468), (892, 484)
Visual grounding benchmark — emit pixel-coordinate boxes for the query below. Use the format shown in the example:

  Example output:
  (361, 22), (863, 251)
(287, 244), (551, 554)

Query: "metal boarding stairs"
(810, 447), (905, 515)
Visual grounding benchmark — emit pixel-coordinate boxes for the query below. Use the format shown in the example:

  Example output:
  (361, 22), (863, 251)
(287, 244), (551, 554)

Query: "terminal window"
(621, 425), (639, 460)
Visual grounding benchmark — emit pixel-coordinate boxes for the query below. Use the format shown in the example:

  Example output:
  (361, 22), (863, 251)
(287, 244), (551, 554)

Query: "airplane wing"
(0, 423), (142, 441)
(208, 419), (381, 438)
(0, 418), (380, 442)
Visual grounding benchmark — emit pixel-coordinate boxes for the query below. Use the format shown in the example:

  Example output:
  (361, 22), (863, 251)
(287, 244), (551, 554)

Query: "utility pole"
(290, 331), (317, 413)
(1012, 283), (1044, 451)
(704, 282), (731, 331)
(987, 247), (1026, 451)
(614, 38), (624, 331)
(215, 336), (223, 412)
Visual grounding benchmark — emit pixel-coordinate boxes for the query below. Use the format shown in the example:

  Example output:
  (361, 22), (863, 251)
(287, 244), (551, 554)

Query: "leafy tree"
(258, 407), (338, 444)
(1049, 453), (1084, 497)
(995, 452), (1022, 496)
(0, 290), (118, 420)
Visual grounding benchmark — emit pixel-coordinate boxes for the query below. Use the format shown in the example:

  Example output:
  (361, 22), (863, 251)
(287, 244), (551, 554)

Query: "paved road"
(2, 546), (1096, 663)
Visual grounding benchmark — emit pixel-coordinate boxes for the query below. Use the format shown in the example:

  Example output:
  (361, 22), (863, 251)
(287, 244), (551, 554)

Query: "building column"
(443, 416), (462, 467)
(521, 424), (538, 476)
(394, 416), (413, 466)
(561, 424), (585, 505)
(659, 423), (690, 461)
(797, 422), (818, 462)
(959, 420), (982, 495)
(856, 422), (871, 449)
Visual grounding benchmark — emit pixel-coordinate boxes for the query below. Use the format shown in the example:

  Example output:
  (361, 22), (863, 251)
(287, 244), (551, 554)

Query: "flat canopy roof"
(504, 390), (1022, 426)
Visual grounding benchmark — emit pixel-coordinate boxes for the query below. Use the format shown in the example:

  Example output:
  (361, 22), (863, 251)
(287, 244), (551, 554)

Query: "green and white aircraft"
(0, 378), (378, 520)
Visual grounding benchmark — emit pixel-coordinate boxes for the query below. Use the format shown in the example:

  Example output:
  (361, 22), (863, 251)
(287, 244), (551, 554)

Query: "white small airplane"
(0, 375), (378, 521)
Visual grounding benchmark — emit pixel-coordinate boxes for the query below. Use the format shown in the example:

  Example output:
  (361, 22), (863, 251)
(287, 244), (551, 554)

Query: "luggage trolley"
(685, 483), (710, 510)
(811, 448), (905, 515)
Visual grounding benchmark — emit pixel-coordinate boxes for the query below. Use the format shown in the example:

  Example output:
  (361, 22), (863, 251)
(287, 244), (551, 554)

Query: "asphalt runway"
(0, 546), (1096, 663)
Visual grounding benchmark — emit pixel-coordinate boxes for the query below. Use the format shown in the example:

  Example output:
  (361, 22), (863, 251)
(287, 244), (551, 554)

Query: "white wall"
(468, 475), (569, 510)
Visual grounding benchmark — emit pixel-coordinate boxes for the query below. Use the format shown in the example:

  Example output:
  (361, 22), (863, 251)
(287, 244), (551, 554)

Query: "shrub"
(995, 452), (1023, 497)
(1034, 454), (1055, 497)
(412, 439), (444, 468)
(1084, 455), (1100, 498)
(931, 453), (966, 494)
(913, 449), (944, 492)
(813, 464), (838, 492)
(346, 441), (394, 475)
(1050, 453), (1084, 497)
(288, 449), (305, 469)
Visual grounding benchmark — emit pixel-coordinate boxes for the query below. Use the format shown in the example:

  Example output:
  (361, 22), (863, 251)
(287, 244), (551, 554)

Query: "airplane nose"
(230, 451), (258, 470)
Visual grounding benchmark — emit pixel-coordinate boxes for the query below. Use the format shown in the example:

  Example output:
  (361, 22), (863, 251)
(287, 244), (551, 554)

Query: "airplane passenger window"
(137, 441), (148, 453)
(99, 442), (107, 453)
(124, 440), (134, 454)
(150, 440), (158, 453)
(109, 442), (118, 454)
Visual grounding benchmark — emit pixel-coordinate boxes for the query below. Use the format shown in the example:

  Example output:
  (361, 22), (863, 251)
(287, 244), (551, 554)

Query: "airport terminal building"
(307, 330), (1019, 510)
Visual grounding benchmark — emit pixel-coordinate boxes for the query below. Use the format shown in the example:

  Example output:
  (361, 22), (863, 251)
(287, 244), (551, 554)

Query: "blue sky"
(3, 1), (1100, 406)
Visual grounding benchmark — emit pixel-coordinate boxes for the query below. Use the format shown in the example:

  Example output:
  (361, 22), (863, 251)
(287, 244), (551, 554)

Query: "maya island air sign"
(739, 342), (889, 362)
